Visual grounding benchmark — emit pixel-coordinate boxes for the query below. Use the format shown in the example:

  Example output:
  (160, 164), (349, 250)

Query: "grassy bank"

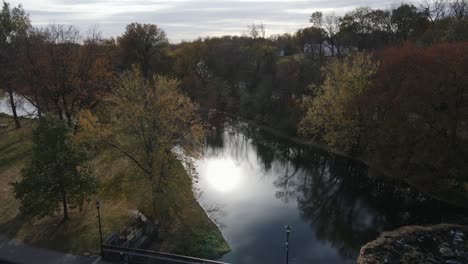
(0, 115), (229, 258)
(154, 157), (230, 258)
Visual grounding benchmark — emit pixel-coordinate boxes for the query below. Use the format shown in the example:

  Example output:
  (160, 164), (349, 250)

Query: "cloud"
(8, 0), (421, 42)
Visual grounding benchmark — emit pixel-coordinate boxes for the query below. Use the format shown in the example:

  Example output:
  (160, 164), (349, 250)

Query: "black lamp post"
(96, 201), (103, 256)
(285, 225), (291, 264)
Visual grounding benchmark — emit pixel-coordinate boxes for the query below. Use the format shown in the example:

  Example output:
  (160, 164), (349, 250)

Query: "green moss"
(172, 229), (230, 259)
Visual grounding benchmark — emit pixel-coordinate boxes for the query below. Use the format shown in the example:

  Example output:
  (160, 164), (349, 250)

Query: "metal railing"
(102, 244), (230, 264)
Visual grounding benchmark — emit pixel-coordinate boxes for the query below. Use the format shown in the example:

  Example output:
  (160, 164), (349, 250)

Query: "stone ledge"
(358, 224), (468, 264)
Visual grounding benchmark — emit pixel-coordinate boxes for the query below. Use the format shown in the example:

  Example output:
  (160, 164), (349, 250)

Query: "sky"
(9, 0), (419, 43)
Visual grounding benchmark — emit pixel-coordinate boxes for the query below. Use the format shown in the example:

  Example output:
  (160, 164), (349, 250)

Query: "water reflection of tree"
(203, 119), (262, 171)
(205, 118), (468, 260)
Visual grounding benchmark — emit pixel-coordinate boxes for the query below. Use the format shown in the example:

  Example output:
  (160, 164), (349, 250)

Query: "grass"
(155, 158), (230, 258)
(0, 115), (229, 258)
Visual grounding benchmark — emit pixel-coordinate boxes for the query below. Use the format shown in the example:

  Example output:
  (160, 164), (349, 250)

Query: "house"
(303, 41), (357, 57)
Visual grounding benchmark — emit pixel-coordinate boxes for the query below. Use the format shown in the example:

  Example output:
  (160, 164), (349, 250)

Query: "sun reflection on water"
(204, 158), (242, 192)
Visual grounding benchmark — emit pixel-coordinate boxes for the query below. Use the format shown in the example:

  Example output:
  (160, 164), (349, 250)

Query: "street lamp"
(285, 225), (291, 264)
(96, 201), (103, 256)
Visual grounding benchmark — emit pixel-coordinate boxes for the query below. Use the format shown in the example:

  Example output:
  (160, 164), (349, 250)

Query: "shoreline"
(221, 112), (468, 209)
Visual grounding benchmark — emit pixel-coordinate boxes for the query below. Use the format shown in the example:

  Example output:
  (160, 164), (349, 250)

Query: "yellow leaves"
(72, 109), (100, 143)
(99, 67), (205, 178)
(299, 52), (379, 153)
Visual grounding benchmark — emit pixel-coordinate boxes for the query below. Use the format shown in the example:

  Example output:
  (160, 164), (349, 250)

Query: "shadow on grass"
(0, 211), (101, 255)
(0, 133), (33, 169)
(0, 214), (28, 239)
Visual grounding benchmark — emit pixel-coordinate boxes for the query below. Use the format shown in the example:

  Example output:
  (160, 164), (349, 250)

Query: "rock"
(358, 224), (468, 264)
(440, 247), (455, 257)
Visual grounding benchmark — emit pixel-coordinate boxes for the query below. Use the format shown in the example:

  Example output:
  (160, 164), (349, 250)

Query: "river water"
(194, 117), (467, 264)
(0, 94), (37, 117)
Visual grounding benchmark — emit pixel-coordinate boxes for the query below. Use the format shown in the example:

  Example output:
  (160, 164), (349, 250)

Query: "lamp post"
(285, 225), (291, 264)
(96, 201), (103, 256)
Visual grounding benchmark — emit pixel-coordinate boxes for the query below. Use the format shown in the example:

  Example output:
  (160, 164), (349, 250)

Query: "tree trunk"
(62, 194), (69, 221)
(7, 89), (21, 129)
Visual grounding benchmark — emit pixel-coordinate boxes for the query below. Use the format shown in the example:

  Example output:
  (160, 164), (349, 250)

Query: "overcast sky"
(9, 0), (419, 43)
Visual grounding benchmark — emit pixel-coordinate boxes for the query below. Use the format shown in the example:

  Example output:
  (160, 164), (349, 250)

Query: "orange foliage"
(369, 42), (468, 191)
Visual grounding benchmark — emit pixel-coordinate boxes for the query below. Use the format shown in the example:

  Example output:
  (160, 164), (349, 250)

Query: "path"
(0, 235), (111, 264)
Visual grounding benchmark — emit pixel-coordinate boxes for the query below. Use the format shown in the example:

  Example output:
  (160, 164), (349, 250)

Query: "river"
(194, 117), (467, 264)
(0, 94), (37, 117)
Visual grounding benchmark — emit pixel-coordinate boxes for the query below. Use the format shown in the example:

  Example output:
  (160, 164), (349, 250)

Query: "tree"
(370, 43), (468, 186)
(391, 4), (427, 41)
(450, 0), (468, 19)
(299, 53), (379, 153)
(100, 67), (204, 211)
(310, 12), (323, 27)
(0, 1), (30, 128)
(13, 116), (98, 220)
(420, 0), (448, 27)
(296, 26), (326, 58)
(339, 7), (373, 49)
(323, 14), (341, 55)
(339, 7), (396, 49)
(247, 23), (266, 39)
(18, 25), (114, 127)
(310, 11), (342, 55)
(117, 23), (169, 78)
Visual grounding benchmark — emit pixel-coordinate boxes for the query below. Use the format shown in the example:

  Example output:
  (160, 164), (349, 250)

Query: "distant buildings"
(303, 41), (357, 57)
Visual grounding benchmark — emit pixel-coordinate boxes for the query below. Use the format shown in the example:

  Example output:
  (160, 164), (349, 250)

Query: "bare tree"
(421, 0), (448, 26)
(309, 11), (341, 56)
(450, 0), (468, 19)
(19, 24), (114, 128)
(247, 23), (266, 39)
(324, 14), (341, 56)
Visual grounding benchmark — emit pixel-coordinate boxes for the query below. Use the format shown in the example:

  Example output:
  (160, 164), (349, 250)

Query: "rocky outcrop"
(358, 224), (468, 264)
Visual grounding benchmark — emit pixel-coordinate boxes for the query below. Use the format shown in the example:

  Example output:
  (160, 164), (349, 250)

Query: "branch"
(102, 139), (152, 177)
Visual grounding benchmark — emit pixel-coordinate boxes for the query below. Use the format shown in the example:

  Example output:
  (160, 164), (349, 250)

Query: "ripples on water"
(194, 116), (467, 264)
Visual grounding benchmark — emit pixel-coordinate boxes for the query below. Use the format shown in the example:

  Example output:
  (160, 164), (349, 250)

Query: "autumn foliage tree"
(369, 43), (468, 193)
(96, 67), (204, 212)
(18, 25), (114, 127)
(299, 53), (379, 154)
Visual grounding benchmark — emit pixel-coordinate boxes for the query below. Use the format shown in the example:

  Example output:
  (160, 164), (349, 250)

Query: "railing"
(101, 244), (230, 264)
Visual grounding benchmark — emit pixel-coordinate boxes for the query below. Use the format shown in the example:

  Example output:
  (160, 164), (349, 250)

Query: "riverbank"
(358, 224), (468, 264)
(222, 112), (468, 208)
(221, 112), (368, 164)
(0, 114), (229, 259)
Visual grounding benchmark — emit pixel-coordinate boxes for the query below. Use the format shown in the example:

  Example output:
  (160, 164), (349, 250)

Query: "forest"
(0, 0), (468, 263)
